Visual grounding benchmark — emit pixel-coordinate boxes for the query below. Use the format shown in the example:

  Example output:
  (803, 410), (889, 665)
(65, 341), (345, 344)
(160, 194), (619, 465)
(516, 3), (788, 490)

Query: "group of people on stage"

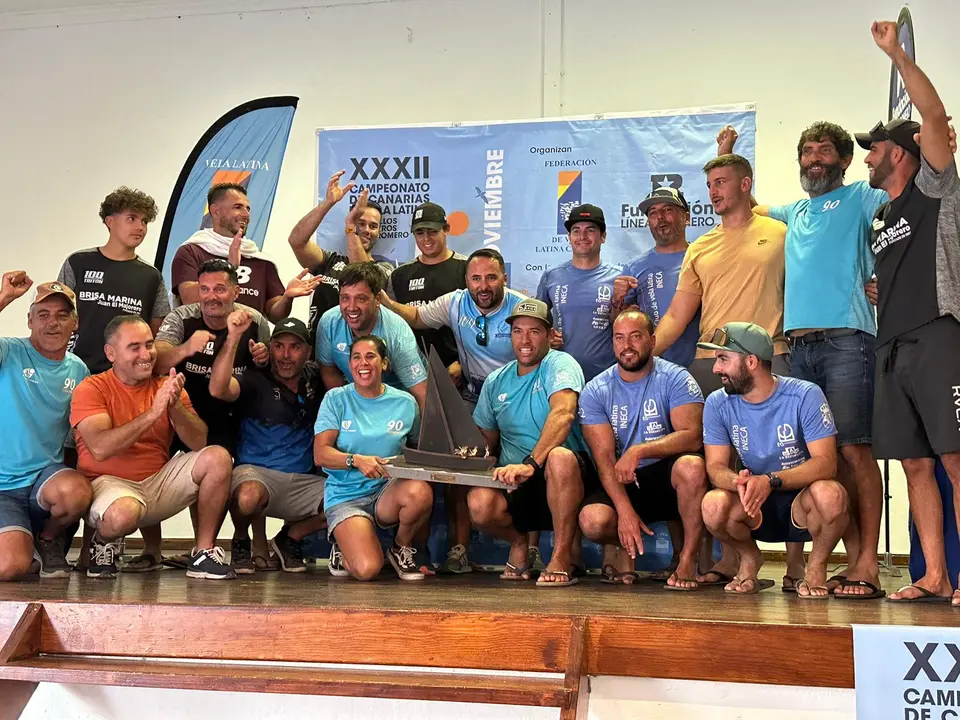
(3, 21), (960, 604)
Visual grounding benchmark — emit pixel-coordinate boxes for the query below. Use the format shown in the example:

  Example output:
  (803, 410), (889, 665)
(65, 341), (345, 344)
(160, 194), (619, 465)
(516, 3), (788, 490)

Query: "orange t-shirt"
(70, 369), (196, 482)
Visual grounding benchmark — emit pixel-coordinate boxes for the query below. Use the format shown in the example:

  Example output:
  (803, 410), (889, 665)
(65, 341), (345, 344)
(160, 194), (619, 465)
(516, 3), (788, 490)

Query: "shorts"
(87, 451), (205, 529)
(231, 465), (324, 522)
(750, 489), (811, 544)
(504, 451), (599, 534)
(325, 480), (398, 536)
(875, 316), (960, 459)
(583, 457), (689, 523)
(0, 464), (69, 536)
(790, 330), (874, 447)
(689, 354), (791, 397)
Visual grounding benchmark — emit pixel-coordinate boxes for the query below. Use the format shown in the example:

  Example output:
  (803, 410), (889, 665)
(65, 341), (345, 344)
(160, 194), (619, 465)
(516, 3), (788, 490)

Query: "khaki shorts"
(231, 464), (324, 523)
(88, 451), (205, 529)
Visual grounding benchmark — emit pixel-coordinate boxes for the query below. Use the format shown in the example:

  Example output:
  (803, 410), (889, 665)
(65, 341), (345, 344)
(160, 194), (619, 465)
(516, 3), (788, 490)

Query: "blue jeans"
(0, 464), (64, 536)
(790, 331), (875, 447)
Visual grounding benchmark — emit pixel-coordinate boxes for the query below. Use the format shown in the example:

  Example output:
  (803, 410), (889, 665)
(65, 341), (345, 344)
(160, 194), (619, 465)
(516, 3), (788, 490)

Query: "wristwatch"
(768, 472), (783, 490)
(345, 454), (356, 469)
(522, 454), (542, 473)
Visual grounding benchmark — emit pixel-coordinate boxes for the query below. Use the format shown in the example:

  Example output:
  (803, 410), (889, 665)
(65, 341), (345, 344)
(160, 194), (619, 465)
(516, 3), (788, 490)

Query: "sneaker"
(441, 544), (473, 574)
(185, 546), (236, 580)
(33, 533), (71, 578)
(231, 537), (256, 575)
(87, 534), (121, 578)
(328, 543), (349, 577)
(269, 528), (306, 573)
(387, 543), (425, 581)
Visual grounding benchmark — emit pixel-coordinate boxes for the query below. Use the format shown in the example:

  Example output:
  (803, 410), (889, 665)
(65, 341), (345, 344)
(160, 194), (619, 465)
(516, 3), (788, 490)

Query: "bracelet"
(345, 224), (357, 234)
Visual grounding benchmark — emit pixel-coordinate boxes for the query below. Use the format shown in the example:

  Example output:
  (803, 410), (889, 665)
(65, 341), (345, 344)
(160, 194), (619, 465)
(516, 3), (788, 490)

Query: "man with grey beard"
(720, 123), (887, 600)
(612, 188), (701, 368)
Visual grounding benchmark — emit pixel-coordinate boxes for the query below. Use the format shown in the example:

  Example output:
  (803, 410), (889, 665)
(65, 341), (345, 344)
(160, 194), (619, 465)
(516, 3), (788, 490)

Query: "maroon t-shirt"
(171, 244), (285, 314)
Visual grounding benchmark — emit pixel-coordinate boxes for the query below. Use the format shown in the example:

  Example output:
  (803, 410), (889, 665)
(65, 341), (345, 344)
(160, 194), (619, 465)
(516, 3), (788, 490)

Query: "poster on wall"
(315, 104), (757, 294)
(155, 96), (298, 286)
(889, 6), (916, 121)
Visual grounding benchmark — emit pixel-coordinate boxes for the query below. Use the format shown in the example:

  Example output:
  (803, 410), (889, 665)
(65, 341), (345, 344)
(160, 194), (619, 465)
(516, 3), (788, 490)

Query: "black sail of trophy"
(403, 347), (497, 471)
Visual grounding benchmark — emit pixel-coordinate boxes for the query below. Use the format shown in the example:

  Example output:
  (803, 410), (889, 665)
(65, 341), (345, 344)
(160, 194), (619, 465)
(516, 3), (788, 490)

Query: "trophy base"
(384, 460), (503, 489)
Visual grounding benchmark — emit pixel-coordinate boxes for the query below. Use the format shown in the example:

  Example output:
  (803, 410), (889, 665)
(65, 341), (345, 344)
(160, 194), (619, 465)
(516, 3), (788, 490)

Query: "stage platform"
(0, 562), (948, 717)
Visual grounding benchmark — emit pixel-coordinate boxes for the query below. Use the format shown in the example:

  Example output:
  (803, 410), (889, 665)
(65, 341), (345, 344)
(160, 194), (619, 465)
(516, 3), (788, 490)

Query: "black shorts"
(583, 457), (686, 524)
(875, 316), (960, 459)
(505, 451), (598, 533)
(750, 490), (811, 544)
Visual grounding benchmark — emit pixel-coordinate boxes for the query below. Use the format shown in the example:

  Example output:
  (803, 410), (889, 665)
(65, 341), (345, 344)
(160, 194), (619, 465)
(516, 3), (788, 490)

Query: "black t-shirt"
(308, 251), (394, 341)
(387, 253), (468, 366)
(872, 172), (943, 346)
(58, 248), (171, 373)
(155, 304), (270, 453)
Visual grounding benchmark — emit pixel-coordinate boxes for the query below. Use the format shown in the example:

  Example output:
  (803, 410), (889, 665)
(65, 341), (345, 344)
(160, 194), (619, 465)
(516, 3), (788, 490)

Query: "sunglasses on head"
(709, 327), (751, 355)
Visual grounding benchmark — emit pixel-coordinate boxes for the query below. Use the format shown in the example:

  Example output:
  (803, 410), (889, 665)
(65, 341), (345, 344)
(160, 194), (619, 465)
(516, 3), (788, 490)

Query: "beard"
(868, 154), (895, 189)
(617, 348), (652, 372)
(650, 221), (684, 247)
(799, 161), (844, 196)
(720, 364), (754, 395)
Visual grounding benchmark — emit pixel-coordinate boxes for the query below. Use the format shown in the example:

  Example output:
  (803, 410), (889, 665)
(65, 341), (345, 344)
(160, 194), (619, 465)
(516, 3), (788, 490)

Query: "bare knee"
(808, 480), (848, 523)
(901, 457), (935, 480)
(467, 488), (501, 526)
(232, 482), (267, 517)
(100, 498), (143, 537)
(544, 447), (578, 485)
(194, 446), (233, 484)
(44, 473), (92, 519)
(672, 456), (707, 492)
(0, 539), (33, 581)
(400, 480), (433, 512)
(351, 553), (383, 582)
(579, 505), (615, 542)
(701, 490), (734, 531)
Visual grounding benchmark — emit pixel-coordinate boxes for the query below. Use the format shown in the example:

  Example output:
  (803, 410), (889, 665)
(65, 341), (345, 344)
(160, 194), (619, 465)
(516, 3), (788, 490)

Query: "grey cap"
(697, 321), (774, 362)
(505, 298), (553, 329)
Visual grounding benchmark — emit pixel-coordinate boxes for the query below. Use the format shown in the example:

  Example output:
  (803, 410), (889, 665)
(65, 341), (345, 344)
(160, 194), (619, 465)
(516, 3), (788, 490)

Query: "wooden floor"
(0, 562), (953, 693)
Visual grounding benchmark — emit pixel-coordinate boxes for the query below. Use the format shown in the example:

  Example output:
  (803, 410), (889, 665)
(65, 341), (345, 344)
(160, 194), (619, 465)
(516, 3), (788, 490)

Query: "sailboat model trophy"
(384, 347), (502, 489)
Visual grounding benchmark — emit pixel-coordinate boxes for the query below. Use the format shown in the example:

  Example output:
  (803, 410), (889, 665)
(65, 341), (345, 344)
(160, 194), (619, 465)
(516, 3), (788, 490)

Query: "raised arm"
(208, 310), (250, 403)
(345, 189), (377, 264)
(288, 170), (355, 269)
(872, 20), (951, 170)
(0, 271), (33, 314)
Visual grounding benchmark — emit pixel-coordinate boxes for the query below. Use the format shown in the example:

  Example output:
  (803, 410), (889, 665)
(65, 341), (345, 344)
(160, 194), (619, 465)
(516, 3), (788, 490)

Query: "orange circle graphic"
(447, 210), (469, 236)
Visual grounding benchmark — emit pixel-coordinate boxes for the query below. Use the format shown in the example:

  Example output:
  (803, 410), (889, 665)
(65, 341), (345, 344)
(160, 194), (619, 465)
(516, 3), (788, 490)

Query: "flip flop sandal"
(724, 577), (775, 595)
(536, 570), (579, 588)
(796, 580), (831, 600)
(121, 553), (162, 573)
(600, 564), (639, 585)
(663, 573), (699, 592)
(649, 567), (678, 582)
(782, 575), (800, 593)
(500, 561), (534, 581)
(833, 579), (886, 600)
(887, 584), (952, 604)
(253, 554), (281, 571)
(825, 574), (847, 591)
(162, 553), (191, 570)
(697, 570), (735, 587)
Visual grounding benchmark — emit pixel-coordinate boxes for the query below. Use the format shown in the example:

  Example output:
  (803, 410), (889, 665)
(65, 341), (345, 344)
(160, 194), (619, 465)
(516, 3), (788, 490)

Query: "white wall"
(2, 0), (958, 550)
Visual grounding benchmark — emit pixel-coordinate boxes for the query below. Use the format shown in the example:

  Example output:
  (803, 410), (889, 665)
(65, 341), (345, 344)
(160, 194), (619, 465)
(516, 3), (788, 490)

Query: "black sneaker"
(231, 537), (256, 575)
(269, 528), (306, 573)
(185, 547), (236, 580)
(87, 534), (120, 578)
(387, 543), (424, 581)
(33, 533), (71, 578)
(328, 542), (349, 577)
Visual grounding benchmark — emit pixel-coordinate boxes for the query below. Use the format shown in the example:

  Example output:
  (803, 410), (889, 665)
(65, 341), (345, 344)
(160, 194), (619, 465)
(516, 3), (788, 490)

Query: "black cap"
(638, 187), (690, 215)
(411, 202), (447, 231)
(270, 318), (310, 344)
(856, 119), (921, 158)
(563, 204), (606, 233)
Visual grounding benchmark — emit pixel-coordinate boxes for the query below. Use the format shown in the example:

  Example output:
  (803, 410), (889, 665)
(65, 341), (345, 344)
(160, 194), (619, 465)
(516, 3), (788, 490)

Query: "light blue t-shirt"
(622, 248), (701, 367)
(417, 288), (526, 403)
(702, 376), (837, 475)
(579, 358), (703, 468)
(0, 338), (89, 491)
(536, 260), (620, 382)
(769, 181), (886, 334)
(314, 383), (420, 509)
(474, 350), (586, 466)
(316, 306), (427, 391)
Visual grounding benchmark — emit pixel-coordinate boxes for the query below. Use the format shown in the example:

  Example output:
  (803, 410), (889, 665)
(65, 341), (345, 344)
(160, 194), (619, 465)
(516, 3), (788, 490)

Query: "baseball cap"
(696, 322), (773, 362)
(410, 202), (447, 232)
(638, 187), (690, 215)
(31, 281), (76, 311)
(505, 298), (553, 329)
(563, 203), (606, 233)
(270, 317), (310, 344)
(855, 119), (921, 159)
